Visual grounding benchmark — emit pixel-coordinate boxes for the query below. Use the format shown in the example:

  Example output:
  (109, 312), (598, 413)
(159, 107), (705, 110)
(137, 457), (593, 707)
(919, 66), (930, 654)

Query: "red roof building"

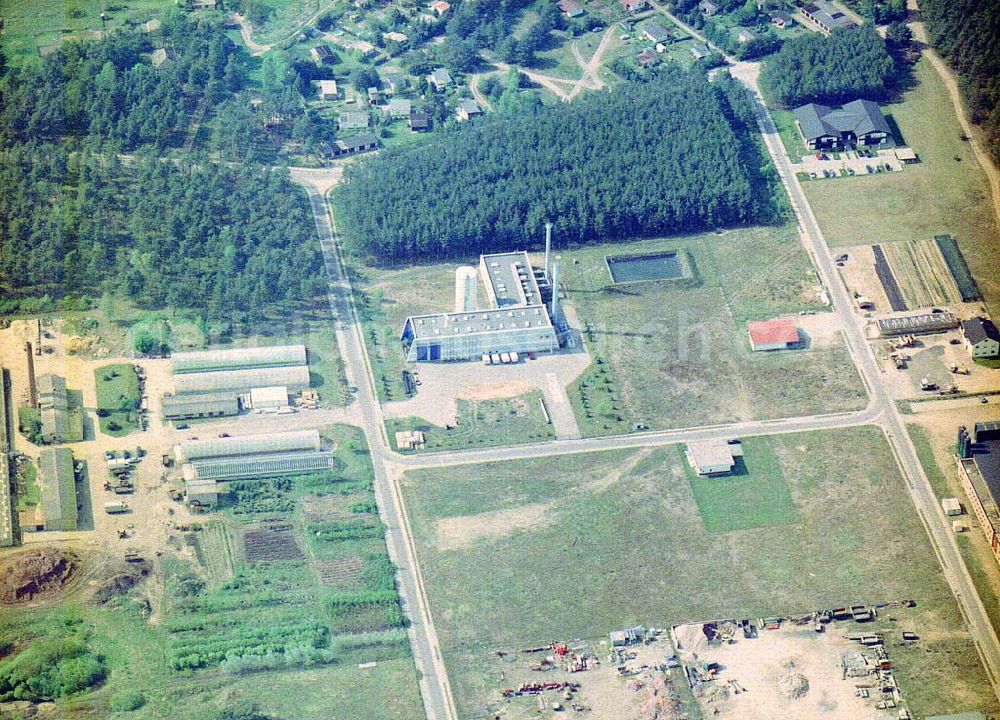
(747, 319), (800, 351)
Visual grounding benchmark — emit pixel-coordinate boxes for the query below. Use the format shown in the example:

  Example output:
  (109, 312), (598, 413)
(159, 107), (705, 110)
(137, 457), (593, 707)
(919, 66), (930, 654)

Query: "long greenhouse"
(183, 451), (337, 482)
(171, 344), (307, 374)
(172, 364), (311, 394)
(174, 429), (321, 463)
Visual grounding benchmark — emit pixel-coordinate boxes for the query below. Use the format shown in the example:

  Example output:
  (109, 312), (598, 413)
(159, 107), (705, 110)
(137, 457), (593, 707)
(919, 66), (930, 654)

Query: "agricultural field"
(562, 226), (866, 435)
(387, 391), (555, 452)
(874, 237), (967, 311)
(401, 426), (998, 719)
(0, 0), (171, 67)
(802, 58), (1000, 318)
(94, 363), (141, 437)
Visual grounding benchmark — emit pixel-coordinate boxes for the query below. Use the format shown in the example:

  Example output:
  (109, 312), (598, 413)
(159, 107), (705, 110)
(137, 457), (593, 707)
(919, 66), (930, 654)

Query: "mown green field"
(95, 363), (141, 437)
(802, 58), (1000, 318)
(402, 426), (997, 719)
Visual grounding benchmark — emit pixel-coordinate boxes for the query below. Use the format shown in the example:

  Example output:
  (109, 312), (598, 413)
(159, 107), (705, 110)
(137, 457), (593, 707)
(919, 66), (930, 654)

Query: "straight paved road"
(730, 61), (1000, 698)
(298, 181), (458, 720)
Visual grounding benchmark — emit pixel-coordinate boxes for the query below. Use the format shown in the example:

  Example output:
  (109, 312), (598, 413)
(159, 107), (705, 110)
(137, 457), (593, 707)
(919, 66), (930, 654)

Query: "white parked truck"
(104, 501), (129, 514)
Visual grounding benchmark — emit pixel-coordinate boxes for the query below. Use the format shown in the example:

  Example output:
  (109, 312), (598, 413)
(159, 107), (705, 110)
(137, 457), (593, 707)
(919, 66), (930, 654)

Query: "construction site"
(672, 602), (920, 720)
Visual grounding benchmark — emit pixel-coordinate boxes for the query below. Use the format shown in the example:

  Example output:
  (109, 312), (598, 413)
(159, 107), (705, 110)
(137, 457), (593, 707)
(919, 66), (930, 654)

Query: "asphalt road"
(299, 183), (457, 720)
(730, 61), (1000, 698)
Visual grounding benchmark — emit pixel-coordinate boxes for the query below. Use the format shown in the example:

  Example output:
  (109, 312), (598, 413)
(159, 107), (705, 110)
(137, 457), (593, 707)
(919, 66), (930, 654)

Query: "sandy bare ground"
(457, 380), (534, 401)
(567, 27), (617, 101)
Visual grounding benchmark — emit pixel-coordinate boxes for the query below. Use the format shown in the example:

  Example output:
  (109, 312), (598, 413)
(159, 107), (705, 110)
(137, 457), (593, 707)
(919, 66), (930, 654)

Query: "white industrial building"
(401, 235), (563, 362)
(249, 386), (290, 410)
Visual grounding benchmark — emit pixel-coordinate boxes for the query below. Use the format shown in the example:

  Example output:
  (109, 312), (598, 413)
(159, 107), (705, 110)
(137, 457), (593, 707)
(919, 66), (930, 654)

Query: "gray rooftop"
(644, 22), (671, 42)
(172, 344), (306, 374)
(480, 251), (543, 307)
(176, 429), (320, 463)
(803, 0), (852, 29)
(185, 450), (337, 482)
(795, 100), (891, 142)
(964, 317), (1000, 345)
(877, 312), (959, 334)
(430, 68), (452, 86)
(161, 392), (240, 416)
(403, 305), (553, 341)
(39, 448), (77, 530)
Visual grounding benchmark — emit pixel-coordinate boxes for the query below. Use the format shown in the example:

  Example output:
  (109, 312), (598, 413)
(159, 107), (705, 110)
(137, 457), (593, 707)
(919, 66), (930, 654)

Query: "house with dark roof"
(310, 45), (337, 65)
(801, 0), (853, 33)
(770, 10), (794, 28)
(323, 133), (379, 158)
(963, 317), (1000, 358)
(793, 100), (891, 150)
(409, 112), (431, 132)
(456, 98), (483, 121)
(642, 22), (671, 44)
(636, 49), (658, 68)
(690, 43), (711, 61)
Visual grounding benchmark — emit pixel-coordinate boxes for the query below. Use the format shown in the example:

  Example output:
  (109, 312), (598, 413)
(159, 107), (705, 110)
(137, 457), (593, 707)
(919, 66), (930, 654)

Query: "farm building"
(249, 386), (290, 410)
(173, 365), (310, 394)
(957, 424), (1000, 569)
(38, 448), (77, 531)
(610, 627), (646, 647)
(401, 250), (560, 362)
(183, 451), (337, 483)
(686, 440), (743, 476)
(175, 430), (320, 463)
(558, 0), (584, 18)
(325, 134), (380, 158)
(310, 45), (337, 65)
(172, 345), (306, 374)
(747, 319), (800, 351)
(794, 100), (891, 150)
(877, 312), (959, 337)
(963, 317), (1000, 358)
(643, 23), (671, 44)
(161, 392), (240, 420)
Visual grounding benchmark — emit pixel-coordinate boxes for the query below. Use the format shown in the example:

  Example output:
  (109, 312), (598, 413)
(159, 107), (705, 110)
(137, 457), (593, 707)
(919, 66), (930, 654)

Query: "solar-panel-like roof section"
(405, 305), (553, 340)
(171, 344), (306, 374)
(188, 451), (337, 482)
(175, 429), (320, 463)
(173, 365), (311, 394)
(481, 252), (543, 307)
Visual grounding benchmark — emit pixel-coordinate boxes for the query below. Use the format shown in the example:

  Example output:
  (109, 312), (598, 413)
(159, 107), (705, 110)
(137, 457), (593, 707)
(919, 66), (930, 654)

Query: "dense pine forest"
(335, 70), (781, 262)
(921, 0), (1000, 164)
(0, 14), (241, 151)
(760, 26), (895, 107)
(0, 145), (325, 318)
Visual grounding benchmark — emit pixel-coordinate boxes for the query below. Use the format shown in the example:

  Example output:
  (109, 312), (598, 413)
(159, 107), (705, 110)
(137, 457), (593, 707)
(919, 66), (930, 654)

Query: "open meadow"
(401, 426), (997, 719)
(802, 58), (1000, 317)
(560, 226), (866, 435)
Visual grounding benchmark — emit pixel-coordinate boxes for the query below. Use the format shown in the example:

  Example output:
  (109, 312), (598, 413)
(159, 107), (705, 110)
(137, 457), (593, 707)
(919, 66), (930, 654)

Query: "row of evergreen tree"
(760, 26), (895, 107)
(921, 0), (1000, 164)
(335, 69), (781, 262)
(0, 144), (325, 319)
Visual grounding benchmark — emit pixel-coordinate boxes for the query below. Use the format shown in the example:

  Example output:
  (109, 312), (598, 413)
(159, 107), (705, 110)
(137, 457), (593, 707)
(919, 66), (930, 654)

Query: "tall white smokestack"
(544, 222), (552, 280)
(550, 256), (560, 321)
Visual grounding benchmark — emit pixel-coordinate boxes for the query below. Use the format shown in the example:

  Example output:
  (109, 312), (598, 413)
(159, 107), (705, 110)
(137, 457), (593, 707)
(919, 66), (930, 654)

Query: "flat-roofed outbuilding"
(39, 448), (77, 531)
(161, 392), (240, 420)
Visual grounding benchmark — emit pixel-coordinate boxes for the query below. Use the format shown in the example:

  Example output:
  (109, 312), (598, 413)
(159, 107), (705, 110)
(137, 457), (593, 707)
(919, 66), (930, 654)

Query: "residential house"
(558, 0), (585, 18)
(151, 47), (174, 68)
(732, 26), (756, 43)
(338, 111), (371, 130)
(456, 98), (482, 121)
(386, 98), (412, 118)
(380, 71), (407, 95)
(636, 48), (658, 68)
(686, 439), (743, 476)
(367, 86), (381, 105)
(621, 0), (648, 13)
(431, 0), (451, 16)
(963, 317), (1000, 358)
(643, 22), (671, 44)
(409, 112), (431, 132)
(689, 43), (710, 60)
(324, 133), (379, 158)
(383, 31), (408, 44)
(310, 45), (337, 66)
(698, 0), (719, 16)
(769, 10), (794, 28)
(315, 80), (339, 101)
(793, 99), (891, 149)
(428, 68), (453, 91)
(801, 0), (853, 33)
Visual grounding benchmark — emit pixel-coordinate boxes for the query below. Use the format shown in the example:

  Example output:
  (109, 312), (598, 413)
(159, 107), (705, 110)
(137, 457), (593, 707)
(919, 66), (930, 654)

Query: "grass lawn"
(386, 392), (555, 452)
(801, 58), (1000, 318)
(562, 226), (866, 435)
(95, 363), (141, 437)
(771, 107), (809, 160)
(15, 460), (40, 512)
(684, 437), (797, 532)
(402, 426), (997, 719)
(0, 0), (171, 68)
(239, 0), (327, 45)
